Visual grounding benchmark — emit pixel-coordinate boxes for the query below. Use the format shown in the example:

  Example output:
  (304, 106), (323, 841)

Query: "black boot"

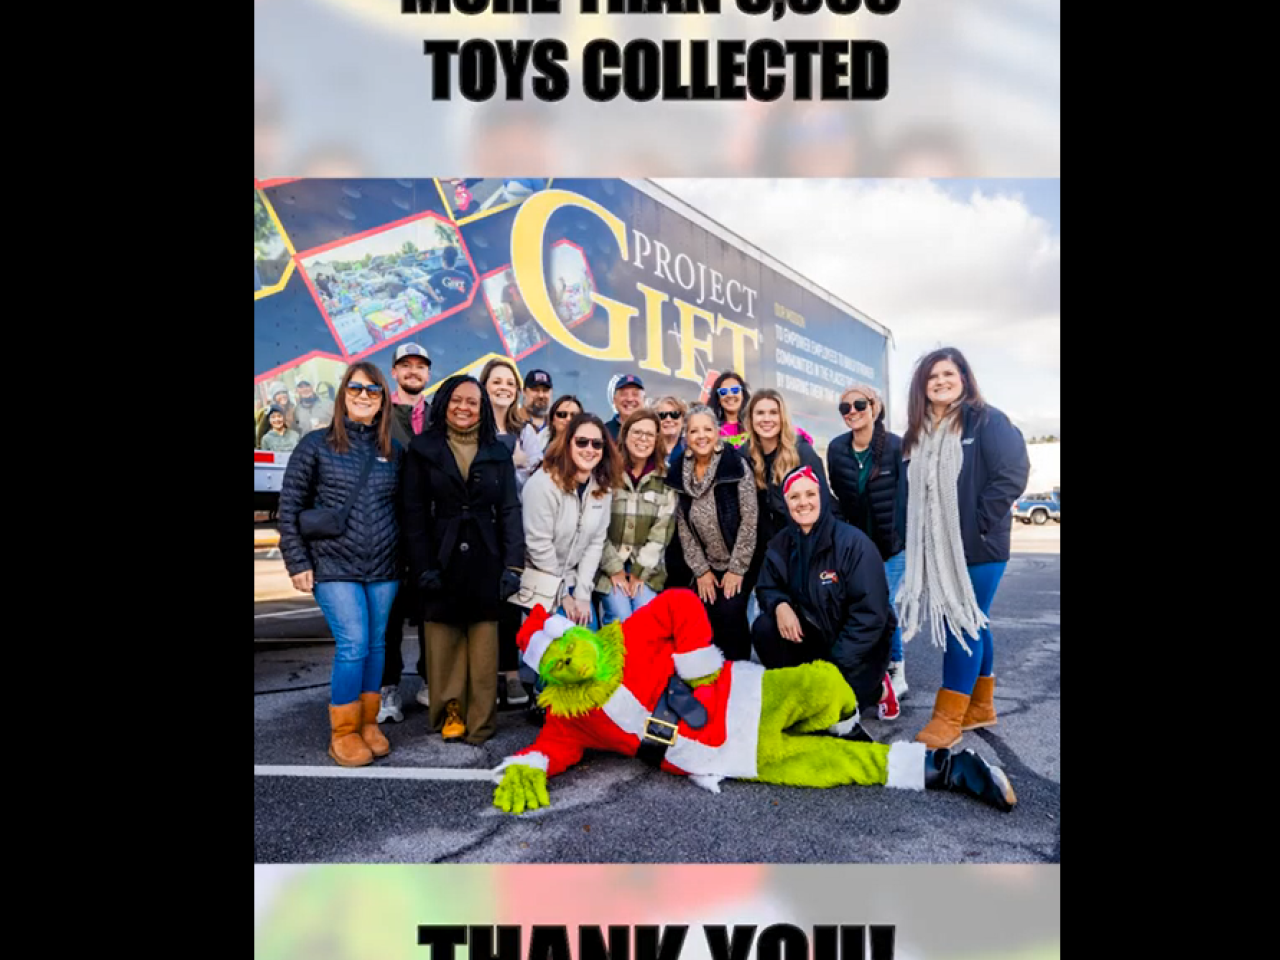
(924, 748), (1017, 812)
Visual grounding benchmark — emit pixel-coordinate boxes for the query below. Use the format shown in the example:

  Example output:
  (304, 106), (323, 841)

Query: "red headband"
(783, 466), (820, 496)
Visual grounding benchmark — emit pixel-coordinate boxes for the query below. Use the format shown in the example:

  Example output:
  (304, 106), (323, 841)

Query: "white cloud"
(656, 178), (1060, 436)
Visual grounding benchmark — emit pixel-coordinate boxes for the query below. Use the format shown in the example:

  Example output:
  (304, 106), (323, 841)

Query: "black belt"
(636, 674), (709, 769)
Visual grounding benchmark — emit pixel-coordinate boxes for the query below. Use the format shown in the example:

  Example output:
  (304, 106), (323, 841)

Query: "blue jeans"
(884, 552), (906, 662)
(314, 580), (400, 705)
(941, 562), (1008, 695)
(600, 580), (659, 625)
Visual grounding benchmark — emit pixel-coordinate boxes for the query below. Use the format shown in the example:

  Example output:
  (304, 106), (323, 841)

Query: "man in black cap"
(424, 246), (474, 313)
(387, 342), (432, 449)
(379, 341), (433, 723)
(292, 378), (335, 435)
(516, 369), (554, 486)
(605, 374), (645, 441)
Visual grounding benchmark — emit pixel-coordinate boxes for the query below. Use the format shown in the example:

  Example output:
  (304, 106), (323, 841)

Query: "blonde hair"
(746, 389), (800, 490)
(479, 357), (528, 434)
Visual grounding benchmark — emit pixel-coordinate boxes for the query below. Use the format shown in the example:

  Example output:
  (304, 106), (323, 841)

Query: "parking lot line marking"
(254, 765), (493, 781)
(254, 608), (320, 620)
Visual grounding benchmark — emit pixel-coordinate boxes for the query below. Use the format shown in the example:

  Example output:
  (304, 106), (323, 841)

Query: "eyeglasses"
(656, 410), (682, 421)
(628, 431), (657, 442)
(346, 383), (384, 398)
(574, 437), (605, 450)
(838, 399), (870, 416)
(717, 385), (742, 397)
(554, 410), (577, 420)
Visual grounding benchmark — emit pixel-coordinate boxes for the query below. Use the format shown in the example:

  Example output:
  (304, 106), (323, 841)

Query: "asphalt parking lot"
(254, 524), (1059, 863)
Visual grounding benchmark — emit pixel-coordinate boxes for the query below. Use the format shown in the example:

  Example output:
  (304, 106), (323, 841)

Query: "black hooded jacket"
(755, 507), (894, 706)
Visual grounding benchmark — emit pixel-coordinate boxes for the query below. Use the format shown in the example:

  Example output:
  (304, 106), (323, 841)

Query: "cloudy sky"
(656, 179), (1061, 439)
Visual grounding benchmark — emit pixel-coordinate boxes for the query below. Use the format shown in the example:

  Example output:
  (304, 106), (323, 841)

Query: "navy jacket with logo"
(756, 509), (894, 707)
(904, 404), (1031, 566)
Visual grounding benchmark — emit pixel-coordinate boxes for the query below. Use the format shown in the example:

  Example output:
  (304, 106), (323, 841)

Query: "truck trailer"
(254, 178), (893, 512)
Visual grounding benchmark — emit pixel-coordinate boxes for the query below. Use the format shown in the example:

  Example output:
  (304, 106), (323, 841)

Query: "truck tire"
(1032, 509), (1048, 525)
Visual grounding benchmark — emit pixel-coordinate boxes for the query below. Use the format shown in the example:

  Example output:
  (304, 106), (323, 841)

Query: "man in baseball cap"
(517, 369), (555, 486)
(606, 374), (645, 441)
(292, 378), (335, 435)
(379, 341), (433, 723)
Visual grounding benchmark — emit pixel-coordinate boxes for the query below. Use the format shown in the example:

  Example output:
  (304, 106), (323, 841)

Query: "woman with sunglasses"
(401, 375), (525, 745)
(651, 396), (694, 590)
(277, 363), (404, 767)
(545, 395), (583, 446)
(652, 396), (688, 468)
(595, 409), (679, 625)
(827, 383), (910, 704)
(707, 370), (751, 448)
(522, 413), (620, 629)
(664, 404), (759, 661)
(897, 348), (1029, 750)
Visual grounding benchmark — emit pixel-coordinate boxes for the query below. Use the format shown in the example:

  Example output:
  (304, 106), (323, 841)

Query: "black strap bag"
(298, 448), (376, 540)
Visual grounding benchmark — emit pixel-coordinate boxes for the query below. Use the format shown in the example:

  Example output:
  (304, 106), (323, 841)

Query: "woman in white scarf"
(897, 348), (1030, 750)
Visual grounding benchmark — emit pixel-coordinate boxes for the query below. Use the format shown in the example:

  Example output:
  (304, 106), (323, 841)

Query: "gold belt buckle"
(643, 717), (677, 746)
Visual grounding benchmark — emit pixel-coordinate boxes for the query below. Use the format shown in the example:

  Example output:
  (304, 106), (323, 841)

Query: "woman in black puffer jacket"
(277, 362), (403, 769)
(827, 383), (909, 704)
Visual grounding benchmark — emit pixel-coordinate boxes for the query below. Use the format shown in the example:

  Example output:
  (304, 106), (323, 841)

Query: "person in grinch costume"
(491, 587), (1017, 814)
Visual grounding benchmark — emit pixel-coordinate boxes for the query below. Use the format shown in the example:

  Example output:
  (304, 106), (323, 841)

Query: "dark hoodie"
(755, 504), (895, 707)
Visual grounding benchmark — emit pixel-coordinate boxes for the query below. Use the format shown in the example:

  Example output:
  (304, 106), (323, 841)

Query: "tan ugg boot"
(442, 699), (467, 742)
(328, 702), (374, 767)
(359, 692), (391, 757)
(914, 689), (970, 750)
(961, 676), (998, 731)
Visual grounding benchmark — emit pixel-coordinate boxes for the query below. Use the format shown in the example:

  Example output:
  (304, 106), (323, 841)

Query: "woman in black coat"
(827, 383), (909, 702)
(277, 361), (403, 768)
(752, 465), (896, 717)
(402, 375), (525, 745)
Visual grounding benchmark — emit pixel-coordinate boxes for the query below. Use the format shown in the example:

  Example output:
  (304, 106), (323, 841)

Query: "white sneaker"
(415, 683), (430, 708)
(888, 660), (908, 700)
(377, 684), (404, 723)
(504, 673), (529, 706)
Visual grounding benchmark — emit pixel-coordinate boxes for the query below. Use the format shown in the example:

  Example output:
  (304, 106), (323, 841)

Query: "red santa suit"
(493, 590), (765, 788)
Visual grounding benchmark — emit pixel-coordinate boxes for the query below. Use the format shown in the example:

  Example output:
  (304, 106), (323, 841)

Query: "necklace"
(852, 441), (872, 470)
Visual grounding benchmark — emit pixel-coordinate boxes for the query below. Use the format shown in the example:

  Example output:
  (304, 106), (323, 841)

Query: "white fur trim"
(689, 775), (724, 794)
(544, 614), (575, 639)
(491, 751), (550, 784)
(523, 630), (555, 673)
(599, 662), (764, 779)
(827, 708), (861, 737)
(885, 741), (926, 791)
(672, 645), (725, 681)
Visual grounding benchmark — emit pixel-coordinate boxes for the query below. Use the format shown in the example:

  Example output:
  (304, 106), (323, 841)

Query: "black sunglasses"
(838, 399), (870, 416)
(346, 382), (384, 397)
(554, 409), (578, 419)
(573, 437), (605, 450)
(656, 410), (682, 421)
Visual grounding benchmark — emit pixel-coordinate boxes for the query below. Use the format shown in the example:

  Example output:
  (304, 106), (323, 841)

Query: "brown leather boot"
(359, 692), (391, 758)
(442, 699), (467, 742)
(915, 688), (970, 750)
(328, 702), (374, 767)
(961, 675), (998, 731)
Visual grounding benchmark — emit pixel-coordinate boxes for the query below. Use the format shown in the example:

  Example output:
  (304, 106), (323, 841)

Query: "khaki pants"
(424, 620), (499, 744)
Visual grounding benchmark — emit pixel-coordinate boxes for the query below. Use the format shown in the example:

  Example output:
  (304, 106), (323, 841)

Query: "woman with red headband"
(753, 465), (899, 719)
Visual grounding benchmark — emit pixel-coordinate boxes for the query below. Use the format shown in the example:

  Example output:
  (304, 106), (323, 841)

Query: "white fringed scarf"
(896, 414), (987, 654)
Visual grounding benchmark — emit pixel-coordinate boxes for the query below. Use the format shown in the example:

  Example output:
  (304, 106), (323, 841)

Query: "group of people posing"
(275, 341), (1031, 771)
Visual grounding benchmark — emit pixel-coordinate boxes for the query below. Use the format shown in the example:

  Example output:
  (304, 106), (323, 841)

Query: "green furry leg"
(752, 661), (889, 788)
(758, 661), (859, 735)
(755, 735), (892, 788)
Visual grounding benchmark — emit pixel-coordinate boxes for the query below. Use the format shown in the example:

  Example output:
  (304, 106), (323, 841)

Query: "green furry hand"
(687, 670), (721, 688)
(494, 764), (551, 814)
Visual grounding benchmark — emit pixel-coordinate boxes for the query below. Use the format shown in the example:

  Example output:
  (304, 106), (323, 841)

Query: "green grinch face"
(539, 627), (602, 687)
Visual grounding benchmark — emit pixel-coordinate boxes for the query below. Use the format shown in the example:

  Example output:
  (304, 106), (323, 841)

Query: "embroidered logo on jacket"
(820, 570), (839, 585)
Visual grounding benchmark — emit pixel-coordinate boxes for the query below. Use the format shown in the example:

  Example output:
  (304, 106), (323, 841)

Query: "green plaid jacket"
(595, 468), (678, 593)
